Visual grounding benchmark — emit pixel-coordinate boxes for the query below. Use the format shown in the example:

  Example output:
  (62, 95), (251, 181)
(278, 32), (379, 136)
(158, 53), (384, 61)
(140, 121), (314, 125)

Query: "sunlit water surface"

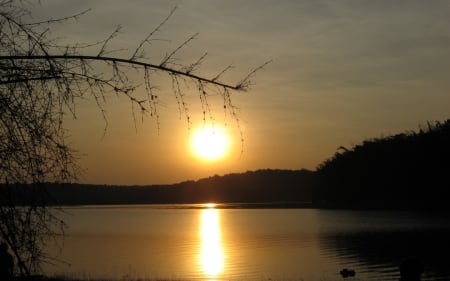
(45, 205), (450, 281)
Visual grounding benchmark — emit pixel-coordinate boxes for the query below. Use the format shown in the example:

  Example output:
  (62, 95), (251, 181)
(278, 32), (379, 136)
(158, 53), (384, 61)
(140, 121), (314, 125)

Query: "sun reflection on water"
(199, 207), (224, 277)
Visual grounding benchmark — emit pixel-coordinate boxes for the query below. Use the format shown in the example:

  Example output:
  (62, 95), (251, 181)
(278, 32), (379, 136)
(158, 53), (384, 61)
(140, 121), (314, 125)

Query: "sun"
(190, 124), (230, 161)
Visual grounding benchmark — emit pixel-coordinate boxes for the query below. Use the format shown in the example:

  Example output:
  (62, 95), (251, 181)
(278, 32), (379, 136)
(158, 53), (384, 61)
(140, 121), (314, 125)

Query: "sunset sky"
(33, 0), (450, 185)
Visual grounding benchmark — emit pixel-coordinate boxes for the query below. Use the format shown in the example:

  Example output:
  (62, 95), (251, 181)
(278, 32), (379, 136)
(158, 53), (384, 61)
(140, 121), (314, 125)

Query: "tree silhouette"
(316, 120), (450, 208)
(0, 1), (268, 275)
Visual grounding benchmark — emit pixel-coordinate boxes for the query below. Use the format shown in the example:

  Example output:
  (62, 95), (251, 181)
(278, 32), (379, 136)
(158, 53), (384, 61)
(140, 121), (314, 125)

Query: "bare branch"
(97, 25), (122, 57)
(0, 55), (244, 90)
(197, 81), (212, 123)
(184, 52), (208, 74)
(235, 60), (272, 90)
(22, 9), (91, 26)
(212, 63), (234, 82)
(130, 6), (177, 61)
(160, 32), (199, 67)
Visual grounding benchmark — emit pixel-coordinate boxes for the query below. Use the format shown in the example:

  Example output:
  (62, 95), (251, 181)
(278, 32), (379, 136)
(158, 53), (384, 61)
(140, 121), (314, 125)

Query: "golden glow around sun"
(190, 124), (229, 161)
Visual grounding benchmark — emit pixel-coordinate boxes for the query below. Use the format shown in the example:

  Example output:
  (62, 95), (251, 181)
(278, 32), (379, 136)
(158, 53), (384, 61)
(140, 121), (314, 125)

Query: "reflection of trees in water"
(319, 230), (450, 280)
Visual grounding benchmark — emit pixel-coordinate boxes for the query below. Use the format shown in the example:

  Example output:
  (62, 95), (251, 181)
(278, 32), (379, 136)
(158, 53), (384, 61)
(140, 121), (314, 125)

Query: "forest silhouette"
(316, 119), (450, 209)
(4, 119), (450, 209)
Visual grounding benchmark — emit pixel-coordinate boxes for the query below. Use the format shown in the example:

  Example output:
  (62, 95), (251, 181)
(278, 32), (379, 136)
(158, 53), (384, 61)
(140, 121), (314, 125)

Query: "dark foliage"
(316, 120), (450, 209)
(2, 169), (316, 206)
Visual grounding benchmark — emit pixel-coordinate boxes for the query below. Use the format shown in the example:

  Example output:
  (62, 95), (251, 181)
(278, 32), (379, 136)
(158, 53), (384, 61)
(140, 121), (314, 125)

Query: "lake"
(45, 205), (450, 281)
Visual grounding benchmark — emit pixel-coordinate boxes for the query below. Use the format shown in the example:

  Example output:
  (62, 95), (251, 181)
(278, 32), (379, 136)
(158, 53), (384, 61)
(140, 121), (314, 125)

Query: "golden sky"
(34, 0), (450, 185)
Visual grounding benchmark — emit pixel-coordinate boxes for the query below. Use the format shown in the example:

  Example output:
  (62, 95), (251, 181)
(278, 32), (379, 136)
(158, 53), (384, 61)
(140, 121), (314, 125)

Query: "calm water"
(45, 205), (450, 281)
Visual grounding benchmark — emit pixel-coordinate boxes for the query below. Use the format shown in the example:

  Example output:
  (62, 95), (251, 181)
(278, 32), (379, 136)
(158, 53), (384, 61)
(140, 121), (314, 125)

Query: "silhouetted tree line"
(2, 120), (449, 209)
(315, 119), (450, 209)
(0, 169), (316, 206)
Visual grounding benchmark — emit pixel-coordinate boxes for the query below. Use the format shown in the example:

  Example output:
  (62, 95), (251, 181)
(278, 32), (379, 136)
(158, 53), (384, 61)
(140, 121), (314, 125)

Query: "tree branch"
(0, 55), (245, 90)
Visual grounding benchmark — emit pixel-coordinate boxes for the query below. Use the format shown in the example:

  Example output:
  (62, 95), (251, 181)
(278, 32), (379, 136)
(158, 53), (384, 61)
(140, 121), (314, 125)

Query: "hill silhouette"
(315, 119), (450, 209)
(31, 169), (316, 206)
(3, 119), (449, 209)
